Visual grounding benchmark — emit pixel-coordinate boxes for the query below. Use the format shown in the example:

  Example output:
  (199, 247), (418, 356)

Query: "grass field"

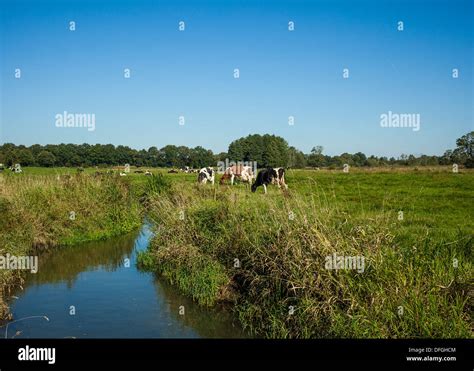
(1, 166), (473, 338)
(138, 167), (473, 338)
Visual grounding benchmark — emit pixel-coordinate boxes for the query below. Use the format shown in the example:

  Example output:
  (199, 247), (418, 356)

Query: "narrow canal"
(6, 224), (246, 338)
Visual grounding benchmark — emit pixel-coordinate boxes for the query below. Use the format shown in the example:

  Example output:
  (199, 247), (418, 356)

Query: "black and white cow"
(272, 167), (288, 189)
(198, 167), (215, 185)
(251, 167), (287, 193)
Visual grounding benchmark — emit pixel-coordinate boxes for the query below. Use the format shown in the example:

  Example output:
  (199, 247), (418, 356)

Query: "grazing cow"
(220, 165), (254, 185)
(181, 166), (197, 173)
(197, 167), (215, 185)
(251, 167), (288, 194)
(144, 170), (152, 176)
(9, 165), (22, 174)
(168, 169), (179, 174)
(271, 167), (288, 189)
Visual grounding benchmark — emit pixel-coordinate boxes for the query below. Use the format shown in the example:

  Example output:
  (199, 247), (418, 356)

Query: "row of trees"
(0, 132), (472, 169)
(225, 132), (474, 169)
(0, 143), (215, 169)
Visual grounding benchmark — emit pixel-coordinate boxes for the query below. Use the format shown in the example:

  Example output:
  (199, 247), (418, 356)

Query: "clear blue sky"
(1, 0), (472, 157)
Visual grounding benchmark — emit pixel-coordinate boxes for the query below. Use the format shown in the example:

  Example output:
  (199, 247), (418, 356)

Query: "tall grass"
(0, 172), (142, 319)
(141, 174), (473, 338)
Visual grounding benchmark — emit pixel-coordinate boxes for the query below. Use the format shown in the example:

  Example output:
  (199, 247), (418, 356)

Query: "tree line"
(0, 132), (472, 169)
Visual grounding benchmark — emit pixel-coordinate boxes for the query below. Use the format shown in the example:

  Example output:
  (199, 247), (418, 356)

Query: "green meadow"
(1, 166), (472, 338)
(139, 167), (473, 338)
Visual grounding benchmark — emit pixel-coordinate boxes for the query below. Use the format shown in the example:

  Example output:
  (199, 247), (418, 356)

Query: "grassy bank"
(140, 169), (473, 338)
(0, 172), (142, 319)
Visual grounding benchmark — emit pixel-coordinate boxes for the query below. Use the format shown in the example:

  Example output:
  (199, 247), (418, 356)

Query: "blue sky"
(1, 0), (472, 156)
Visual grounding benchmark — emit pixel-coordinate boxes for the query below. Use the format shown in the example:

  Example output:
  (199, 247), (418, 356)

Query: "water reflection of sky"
(6, 224), (246, 339)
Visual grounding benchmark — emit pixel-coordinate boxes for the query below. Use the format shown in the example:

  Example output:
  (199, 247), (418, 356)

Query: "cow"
(219, 165), (254, 185)
(251, 167), (288, 194)
(197, 167), (215, 185)
(9, 165), (22, 173)
(271, 167), (288, 189)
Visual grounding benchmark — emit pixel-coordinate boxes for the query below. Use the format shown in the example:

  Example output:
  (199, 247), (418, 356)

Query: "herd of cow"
(0, 162), (286, 193)
(197, 165), (288, 194)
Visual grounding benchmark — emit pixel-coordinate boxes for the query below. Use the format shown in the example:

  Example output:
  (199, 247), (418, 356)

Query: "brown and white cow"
(219, 165), (254, 185)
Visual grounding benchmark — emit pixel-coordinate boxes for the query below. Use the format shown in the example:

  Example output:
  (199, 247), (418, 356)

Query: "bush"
(144, 173), (171, 196)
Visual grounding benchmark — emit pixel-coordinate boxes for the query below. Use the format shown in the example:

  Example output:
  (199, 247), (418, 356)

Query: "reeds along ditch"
(0, 173), (142, 320)
(140, 182), (473, 338)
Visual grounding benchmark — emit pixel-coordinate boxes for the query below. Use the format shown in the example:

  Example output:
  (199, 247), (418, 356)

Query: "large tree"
(454, 131), (474, 168)
(441, 131), (474, 168)
(228, 134), (289, 168)
(307, 146), (326, 168)
(37, 150), (56, 167)
(287, 146), (306, 168)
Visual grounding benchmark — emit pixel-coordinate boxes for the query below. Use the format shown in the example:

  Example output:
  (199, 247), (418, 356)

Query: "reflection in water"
(6, 224), (246, 338)
(26, 232), (137, 289)
(154, 276), (247, 338)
